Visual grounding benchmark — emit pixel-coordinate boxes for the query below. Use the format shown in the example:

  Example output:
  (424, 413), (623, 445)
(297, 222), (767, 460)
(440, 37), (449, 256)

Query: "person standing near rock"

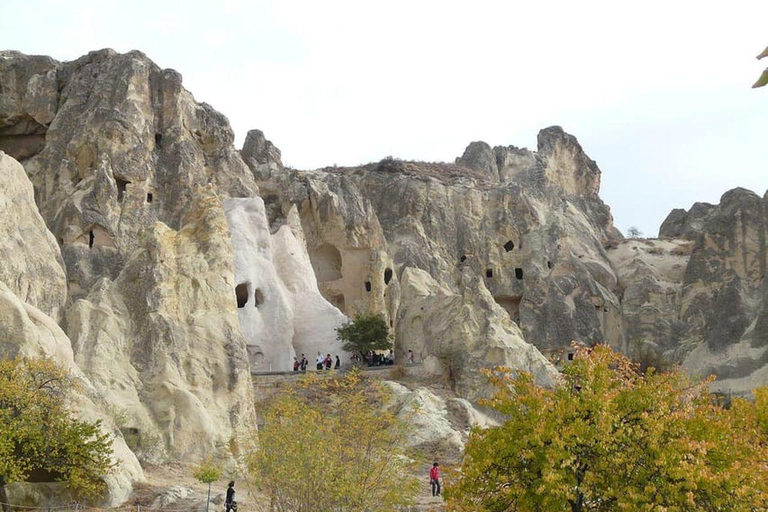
(407, 349), (414, 364)
(300, 354), (308, 371)
(225, 481), (236, 512)
(293, 357), (300, 371)
(316, 352), (324, 371)
(430, 462), (441, 497)
(334, 355), (341, 369)
(325, 353), (333, 370)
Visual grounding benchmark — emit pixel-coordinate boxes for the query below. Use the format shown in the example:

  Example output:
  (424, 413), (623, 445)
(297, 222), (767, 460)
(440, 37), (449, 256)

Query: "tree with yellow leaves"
(0, 358), (115, 512)
(247, 369), (419, 512)
(445, 345), (768, 512)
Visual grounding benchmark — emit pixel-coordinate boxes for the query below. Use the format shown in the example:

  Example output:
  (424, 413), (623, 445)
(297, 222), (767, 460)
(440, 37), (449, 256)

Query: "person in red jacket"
(430, 462), (441, 497)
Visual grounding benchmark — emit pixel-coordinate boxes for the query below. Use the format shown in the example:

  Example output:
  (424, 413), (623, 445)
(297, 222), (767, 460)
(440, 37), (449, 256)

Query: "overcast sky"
(2, 1), (767, 236)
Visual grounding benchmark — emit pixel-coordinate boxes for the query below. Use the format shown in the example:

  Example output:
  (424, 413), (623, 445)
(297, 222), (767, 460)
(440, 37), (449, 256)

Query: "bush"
(336, 312), (391, 357)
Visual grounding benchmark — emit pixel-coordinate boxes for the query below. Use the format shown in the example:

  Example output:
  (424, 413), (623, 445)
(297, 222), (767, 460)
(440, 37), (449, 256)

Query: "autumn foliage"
(0, 358), (115, 510)
(247, 369), (418, 512)
(445, 345), (768, 512)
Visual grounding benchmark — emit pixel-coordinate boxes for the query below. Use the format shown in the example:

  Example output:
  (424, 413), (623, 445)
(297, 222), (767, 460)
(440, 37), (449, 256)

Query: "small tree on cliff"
(445, 346), (768, 512)
(0, 357), (115, 511)
(336, 312), (391, 360)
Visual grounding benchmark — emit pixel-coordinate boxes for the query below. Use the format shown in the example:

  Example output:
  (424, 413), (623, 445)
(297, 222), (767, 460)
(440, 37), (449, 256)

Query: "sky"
(2, 0), (767, 236)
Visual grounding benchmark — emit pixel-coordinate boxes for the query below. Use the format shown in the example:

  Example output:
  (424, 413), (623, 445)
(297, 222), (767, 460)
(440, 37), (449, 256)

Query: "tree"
(336, 312), (391, 359)
(247, 369), (418, 512)
(626, 225), (643, 238)
(0, 357), (115, 512)
(193, 458), (222, 512)
(445, 345), (768, 512)
(753, 45), (768, 88)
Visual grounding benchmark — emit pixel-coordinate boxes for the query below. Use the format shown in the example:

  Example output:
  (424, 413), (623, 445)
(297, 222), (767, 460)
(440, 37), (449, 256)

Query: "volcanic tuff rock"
(223, 197), (347, 371)
(0, 49), (258, 483)
(0, 152), (142, 504)
(0, 152), (66, 319)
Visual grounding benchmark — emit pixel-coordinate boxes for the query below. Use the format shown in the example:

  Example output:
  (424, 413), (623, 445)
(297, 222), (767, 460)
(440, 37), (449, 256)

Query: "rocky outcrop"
(1, 49), (258, 299)
(383, 381), (498, 461)
(0, 151), (142, 504)
(1, 50), (259, 473)
(658, 202), (716, 240)
(0, 152), (66, 320)
(223, 197), (347, 371)
(250, 126), (623, 359)
(609, 188), (768, 395)
(66, 188), (255, 463)
(397, 268), (559, 400)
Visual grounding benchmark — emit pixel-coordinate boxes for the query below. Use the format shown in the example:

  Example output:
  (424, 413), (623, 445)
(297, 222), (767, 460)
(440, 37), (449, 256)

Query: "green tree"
(0, 357), (115, 512)
(445, 345), (768, 512)
(336, 312), (391, 359)
(193, 457), (222, 512)
(247, 369), (418, 512)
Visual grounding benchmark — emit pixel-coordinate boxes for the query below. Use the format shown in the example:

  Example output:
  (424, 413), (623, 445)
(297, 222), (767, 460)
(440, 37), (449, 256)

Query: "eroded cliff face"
(607, 188), (768, 395)
(0, 49), (259, 491)
(249, 126), (624, 361)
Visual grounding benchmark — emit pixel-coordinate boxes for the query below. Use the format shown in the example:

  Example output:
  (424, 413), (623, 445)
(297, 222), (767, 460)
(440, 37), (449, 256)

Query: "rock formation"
(613, 188), (768, 395)
(223, 197), (347, 371)
(0, 151), (142, 505)
(3, 46), (768, 505)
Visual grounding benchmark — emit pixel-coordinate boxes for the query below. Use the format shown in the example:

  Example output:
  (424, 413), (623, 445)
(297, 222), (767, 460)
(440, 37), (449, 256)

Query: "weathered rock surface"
(383, 381), (498, 461)
(397, 268), (559, 400)
(0, 149), (142, 504)
(223, 197), (347, 371)
(66, 188), (255, 463)
(249, 126), (624, 361)
(0, 152), (66, 319)
(0, 49), (258, 299)
(609, 188), (768, 395)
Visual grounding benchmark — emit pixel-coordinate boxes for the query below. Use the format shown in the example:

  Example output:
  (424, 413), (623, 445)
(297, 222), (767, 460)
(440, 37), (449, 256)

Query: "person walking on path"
(325, 353), (333, 370)
(225, 481), (236, 512)
(430, 462), (441, 497)
(334, 355), (341, 369)
(316, 352), (324, 371)
(407, 349), (414, 364)
(300, 354), (308, 371)
(293, 357), (300, 371)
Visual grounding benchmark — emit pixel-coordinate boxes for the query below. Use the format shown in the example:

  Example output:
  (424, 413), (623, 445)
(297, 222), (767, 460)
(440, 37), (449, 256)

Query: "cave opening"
(460, 255), (467, 263)
(147, 193), (153, 203)
(88, 230), (94, 249)
(365, 281), (372, 292)
(254, 288), (264, 307)
(384, 268), (393, 285)
(486, 268), (493, 278)
(547, 260), (553, 269)
(235, 283), (249, 308)
(116, 177), (129, 202)
(155, 133), (162, 146)
(504, 240), (515, 252)
(515, 268), (523, 279)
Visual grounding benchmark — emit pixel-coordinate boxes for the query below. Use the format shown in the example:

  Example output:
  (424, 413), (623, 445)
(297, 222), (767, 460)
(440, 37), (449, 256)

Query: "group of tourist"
(293, 352), (340, 371)
(292, 349), (417, 372)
